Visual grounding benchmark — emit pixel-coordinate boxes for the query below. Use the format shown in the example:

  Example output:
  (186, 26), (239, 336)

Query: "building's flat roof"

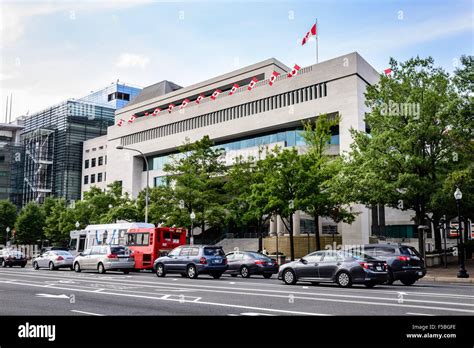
(0, 123), (24, 131)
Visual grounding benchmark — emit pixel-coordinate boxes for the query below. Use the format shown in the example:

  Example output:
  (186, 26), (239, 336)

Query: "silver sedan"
(33, 250), (75, 270)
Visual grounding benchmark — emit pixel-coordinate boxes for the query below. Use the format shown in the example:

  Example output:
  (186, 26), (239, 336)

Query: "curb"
(422, 276), (474, 284)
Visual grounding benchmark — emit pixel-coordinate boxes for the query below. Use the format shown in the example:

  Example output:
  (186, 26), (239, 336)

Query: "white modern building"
(81, 135), (108, 197)
(83, 52), (422, 246)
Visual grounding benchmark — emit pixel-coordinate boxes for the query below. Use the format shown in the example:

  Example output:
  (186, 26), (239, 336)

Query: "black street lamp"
(454, 188), (469, 278)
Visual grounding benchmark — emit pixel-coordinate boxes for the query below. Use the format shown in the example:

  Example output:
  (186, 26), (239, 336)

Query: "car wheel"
(336, 271), (353, 288)
(49, 262), (56, 271)
(123, 270), (130, 274)
(69, 266), (74, 271)
(230, 274), (238, 277)
(33, 262), (39, 270)
(386, 270), (394, 285)
(400, 277), (417, 286)
(311, 282), (319, 286)
(263, 273), (272, 279)
(8, 264), (12, 267)
(180, 273), (187, 278)
(211, 272), (222, 279)
(187, 265), (198, 279)
(155, 263), (166, 277)
(364, 281), (377, 288)
(240, 266), (250, 278)
(282, 269), (297, 285)
(1, 260), (6, 267)
(74, 262), (81, 272)
(98, 263), (106, 274)
(21, 264), (26, 268)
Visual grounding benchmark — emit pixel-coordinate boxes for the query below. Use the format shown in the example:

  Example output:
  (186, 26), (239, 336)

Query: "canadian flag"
(268, 71), (280, 86)
(152, 108), (161, 116)
(287, 64), (301, 78)
(144, 112), (149, 117)
(127, 115), (137, 123)
(247, 77), (258, 91)
(211, 89), (222, 100)
(301, 23), (317, 45)
(180, 99), (190, 109)
(196, 94), (205, 103)
(168, 104), (175, 113)
(229, 83), (239, 95)
(117, 119), (125, 127)
(383, 68), (393, 77)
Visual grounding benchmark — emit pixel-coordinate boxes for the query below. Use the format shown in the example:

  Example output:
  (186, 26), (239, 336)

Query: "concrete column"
(293, 210), (301, 236)
(269, 215), (277, 236)
(277, 215), (285, 236)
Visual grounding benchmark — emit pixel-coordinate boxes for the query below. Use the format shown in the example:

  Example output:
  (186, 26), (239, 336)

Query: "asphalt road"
(0, 266), (473, 316)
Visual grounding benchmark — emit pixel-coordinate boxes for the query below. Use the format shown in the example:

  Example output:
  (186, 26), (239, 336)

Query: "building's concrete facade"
(96, 52), (417, 245)
(81, 135), (108, 197)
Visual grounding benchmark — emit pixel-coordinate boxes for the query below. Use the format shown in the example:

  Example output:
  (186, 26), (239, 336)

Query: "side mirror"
(299, 258), (307, 264)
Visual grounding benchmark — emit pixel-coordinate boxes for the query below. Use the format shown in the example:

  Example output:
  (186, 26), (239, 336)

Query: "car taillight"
(255, 260), (265, 265)
(199, 257), (207, 264)
(384, 263), (388, 270)
(107, 254), (118, 259)
(359, 262), (369, 269)
(56, 256), (64, 261)
(223, 258), (227, 265)
(397, 256), (410, 262)
(6, 256), (12, 260)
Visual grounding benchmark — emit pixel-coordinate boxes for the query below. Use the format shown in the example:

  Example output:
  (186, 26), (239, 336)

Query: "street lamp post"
(116, 145), (149, 223)
(5, 226), (10, 246)
(454, 188), (469, 278)
(75, 221), (80, 230)
(190, 212), (195, 245)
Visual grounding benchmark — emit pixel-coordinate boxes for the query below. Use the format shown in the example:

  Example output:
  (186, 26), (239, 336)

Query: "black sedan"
(0, 250), (27, 268)
(225, 251), (279, 278)
(278, 250), (388, 288)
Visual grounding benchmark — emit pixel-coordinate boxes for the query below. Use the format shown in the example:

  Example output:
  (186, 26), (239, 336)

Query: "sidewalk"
(422, 258), (474, 284)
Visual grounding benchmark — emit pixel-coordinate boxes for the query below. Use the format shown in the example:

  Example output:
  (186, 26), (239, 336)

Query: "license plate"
(376, 266), (382, 271)
(267, 263), (273, 266)
(213, 259), (221, 264)
(417, 271), (423, 276)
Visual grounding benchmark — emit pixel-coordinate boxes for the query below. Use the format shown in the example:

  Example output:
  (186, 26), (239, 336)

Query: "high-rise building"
(0, 122), (24, 207)
(17, 83), (141, 206)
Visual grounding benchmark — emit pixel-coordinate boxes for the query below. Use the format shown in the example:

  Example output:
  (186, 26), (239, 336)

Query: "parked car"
(225, 251), (278, 278)
(0, 249), (27, 268)
(33, 250), (74, 270)
(350, 244), (426, 286)
(73, 245), (134, 274)
(39, 246), (70, 255)
(278, 250), (388, 288)
(154, 245), (228, 279)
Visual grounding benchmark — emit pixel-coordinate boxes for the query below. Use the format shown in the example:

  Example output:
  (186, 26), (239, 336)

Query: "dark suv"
(154, 245), (228, 279)
(352, 244), (426, 286)
(0, 249), (27, 268)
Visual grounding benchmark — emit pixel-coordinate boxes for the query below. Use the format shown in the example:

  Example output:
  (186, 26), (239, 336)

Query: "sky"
(0, 0), (472, 120)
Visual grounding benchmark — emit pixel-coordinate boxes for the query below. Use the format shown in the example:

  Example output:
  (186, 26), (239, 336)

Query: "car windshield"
(110, 246), (128, 255)
(400, 246), (421, 257)
(340, 250), (376, 261)
(203, 248), (225, 256)
(54, 251), (72, 256)
(246, 252), (270, 260)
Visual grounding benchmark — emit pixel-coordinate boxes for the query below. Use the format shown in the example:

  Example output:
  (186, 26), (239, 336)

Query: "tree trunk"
(314, 214), (321, 251)
(257, 219), (263, 252)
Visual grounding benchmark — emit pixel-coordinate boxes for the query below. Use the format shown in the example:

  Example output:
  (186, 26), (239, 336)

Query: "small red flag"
(168, 104), (175, 113)
(196, 94), (205, 103)
(268, 71), (280, 86)
(383, 68), (393, 76)
(229, 83), (239, 95)
(211, 89), (222, 100)
(287, 64), (301, 78)
(302, 23), (317, 45)
(180, 99), (190, 109)
(117, 119), (125, 127)
(247, 77), (258, 91)
(127, 115), (137, 123)
(152, 108), (161, 116)
(144, 112), (149, 117)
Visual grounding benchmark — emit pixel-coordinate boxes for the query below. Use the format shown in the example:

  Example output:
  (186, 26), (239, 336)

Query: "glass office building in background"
(18, 82), (141, 207)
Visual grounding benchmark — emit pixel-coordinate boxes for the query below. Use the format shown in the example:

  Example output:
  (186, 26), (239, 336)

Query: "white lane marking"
(2, 270), (473, 306)
(71, 310), (104, 316)
(2, 269), (473, 300)
(6, 279), (474, 315)
(5, 280), (328, 316)
(406, 312), (435, 316)
(302, 286), (309, 289)
(229, 282), (236, 284)
(35, 293), (69, 299)
(240, 312), (275, 316)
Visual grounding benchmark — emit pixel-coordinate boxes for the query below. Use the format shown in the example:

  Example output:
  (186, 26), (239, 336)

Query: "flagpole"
(315, 18), (319, 64)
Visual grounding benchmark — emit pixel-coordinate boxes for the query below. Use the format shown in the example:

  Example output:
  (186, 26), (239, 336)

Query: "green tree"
(340, 56), (473, 253)
(298, 115), (355, 250)
(14, 203), (46, 244)
(0, 200), (17, 244)
(163, 136), (228, 241)
(43, 198), (69, 245)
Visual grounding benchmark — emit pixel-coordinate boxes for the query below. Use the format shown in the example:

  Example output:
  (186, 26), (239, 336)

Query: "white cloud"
(116, 53), (151, 69)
